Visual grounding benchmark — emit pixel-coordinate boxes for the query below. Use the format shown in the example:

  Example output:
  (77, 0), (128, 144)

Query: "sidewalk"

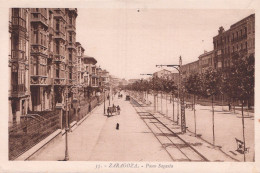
(28, 95), (172, 161)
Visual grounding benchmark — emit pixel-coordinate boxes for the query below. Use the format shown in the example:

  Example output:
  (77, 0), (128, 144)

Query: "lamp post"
(156, 56), (186, 133)
(140, 73), (155, 112)
(104, 89), (106, 114)
(64, 86), (69, 161)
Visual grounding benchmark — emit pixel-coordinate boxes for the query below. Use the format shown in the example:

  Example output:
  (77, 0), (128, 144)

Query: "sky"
(76, 9), (254, 80)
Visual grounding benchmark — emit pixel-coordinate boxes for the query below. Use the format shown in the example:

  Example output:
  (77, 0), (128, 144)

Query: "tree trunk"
(177, 95), (180, 125)
(172, 94), (175, 122)
(160, 92), (162, 113)
(153, 92), (156, 112)
(212, 95), (215, 146)
(242, 100), (246, 162)
(166, 93), (168, 117)
(194, 94), (197, 136)
(157, 92), (159, 112)
(221, 94), (224, 111)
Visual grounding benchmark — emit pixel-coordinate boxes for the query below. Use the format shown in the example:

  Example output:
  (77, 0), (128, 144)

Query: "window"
(69, 16), (72, 25)
(69, 53), (72, 61)
(56, 19), (59, 30)
(56, 41), (59, 54)
(40, 33), (43, 45)
(69, 33), (72, 42)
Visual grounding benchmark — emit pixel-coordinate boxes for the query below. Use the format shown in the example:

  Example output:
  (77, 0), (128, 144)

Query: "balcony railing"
(30, 76), (49, 85)
(54, 54), (65, 62)
(30, 44), (48, 55)
(54, 78), (66, 85)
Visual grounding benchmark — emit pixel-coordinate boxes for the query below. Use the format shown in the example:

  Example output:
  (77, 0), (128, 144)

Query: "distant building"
(153, 69), (172, 79)
(181, 60), (199, 81)
(82, 56), (98, 87)
(198, 50), (214, 74)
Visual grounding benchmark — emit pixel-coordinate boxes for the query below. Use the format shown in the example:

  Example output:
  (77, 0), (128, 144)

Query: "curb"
(15, 129), (62, 161)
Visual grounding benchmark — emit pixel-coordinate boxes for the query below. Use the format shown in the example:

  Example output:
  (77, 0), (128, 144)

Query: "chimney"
(218, 26), (225, 34)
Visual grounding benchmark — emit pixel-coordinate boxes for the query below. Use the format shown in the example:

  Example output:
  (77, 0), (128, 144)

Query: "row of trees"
(125, 53), (254, 161)
(126, 53), (254, 111)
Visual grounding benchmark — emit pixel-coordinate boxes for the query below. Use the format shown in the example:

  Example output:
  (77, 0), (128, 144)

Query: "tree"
(201, 68), (221, 145)
(224, 53), (254, 161)
(185, 73), (202, 136)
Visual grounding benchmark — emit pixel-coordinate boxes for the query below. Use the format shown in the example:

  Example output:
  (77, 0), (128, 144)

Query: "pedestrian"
(113, 104), (116, 114)
(228, 103), (231, 111)
(117, 105), (120, 115)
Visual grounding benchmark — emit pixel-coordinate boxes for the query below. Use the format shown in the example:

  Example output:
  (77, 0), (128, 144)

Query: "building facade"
(153, 69), (172, 79)
(8, 8), (83, 124)
(213, 14), (255, 70)
(9, 8), (31, 124)
(198, 50), (214, 74)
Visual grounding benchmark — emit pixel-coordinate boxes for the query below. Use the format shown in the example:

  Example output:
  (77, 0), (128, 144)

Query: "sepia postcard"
(0, 0), (259, 172)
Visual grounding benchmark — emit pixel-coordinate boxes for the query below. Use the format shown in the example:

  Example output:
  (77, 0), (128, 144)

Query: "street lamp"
(104, 89), (106, 114)
(140, 73), (155, 112)
(64, 86), (70, 161)
(156, 56), (186, 133)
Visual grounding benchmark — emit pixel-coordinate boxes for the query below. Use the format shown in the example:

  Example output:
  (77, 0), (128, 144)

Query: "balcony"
(53, 10), (66, 21)
(31, 13), (48, 27)
(30, 76), (49, 86)
(31, 44), (48, 55)
(68, 79), (76, 86)
(11, 50), (26, 60)
(67, 42), (76, 50)
(91, 73), (98, 78)
(54, 54), (65, 62)
(54, 31), (66, 41)
(66, 24), (76, 32)
(9, 21), (12, 32)
(9, 84), (28, 98)
(54, 78), (66, 86)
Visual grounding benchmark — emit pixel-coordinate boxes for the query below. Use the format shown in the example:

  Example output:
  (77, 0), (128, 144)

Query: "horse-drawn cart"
(107, 106), (117, 116)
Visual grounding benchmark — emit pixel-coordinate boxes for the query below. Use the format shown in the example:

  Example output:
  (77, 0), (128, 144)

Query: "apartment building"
(213, 14), (255, 70)
(9, 8), (80, 124)
(9, 8), (31, 123)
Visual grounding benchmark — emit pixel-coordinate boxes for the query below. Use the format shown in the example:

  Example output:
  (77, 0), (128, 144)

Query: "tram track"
(130, 97), (209, 162)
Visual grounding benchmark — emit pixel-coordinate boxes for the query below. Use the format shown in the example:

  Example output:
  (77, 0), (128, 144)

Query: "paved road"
(29, 93), (172, 161)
